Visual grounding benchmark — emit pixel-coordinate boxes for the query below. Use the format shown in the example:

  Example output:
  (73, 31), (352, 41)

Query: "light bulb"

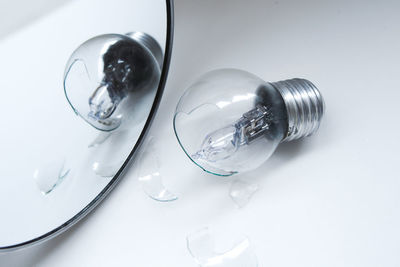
(64, 32), (162, 131)
(173, 69), (324, 176)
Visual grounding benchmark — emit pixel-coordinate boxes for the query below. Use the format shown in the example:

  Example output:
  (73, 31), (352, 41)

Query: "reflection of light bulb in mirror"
(173, 69), (325, 176)
(64, 32), (162, 131)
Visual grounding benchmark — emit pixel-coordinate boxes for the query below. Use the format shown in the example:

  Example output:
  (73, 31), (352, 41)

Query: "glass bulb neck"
(235, 105), (272, 145)
(270, 78), (325, 142)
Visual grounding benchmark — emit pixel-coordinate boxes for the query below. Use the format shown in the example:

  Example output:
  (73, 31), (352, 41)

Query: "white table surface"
(1, 0), (400, 266)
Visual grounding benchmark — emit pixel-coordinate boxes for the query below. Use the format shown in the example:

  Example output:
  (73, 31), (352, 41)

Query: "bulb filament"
(192, 105), (272, 163)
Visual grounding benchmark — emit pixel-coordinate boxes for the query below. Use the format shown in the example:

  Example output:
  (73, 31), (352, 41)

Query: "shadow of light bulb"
(64, 32), (162, 132)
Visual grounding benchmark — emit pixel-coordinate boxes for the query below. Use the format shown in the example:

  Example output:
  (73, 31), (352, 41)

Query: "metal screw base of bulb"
(126, 31), (163, 69)
(271, 78), (325, 142)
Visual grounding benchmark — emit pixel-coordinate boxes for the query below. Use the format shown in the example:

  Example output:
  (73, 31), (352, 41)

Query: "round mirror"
(0, 0), (173, 250)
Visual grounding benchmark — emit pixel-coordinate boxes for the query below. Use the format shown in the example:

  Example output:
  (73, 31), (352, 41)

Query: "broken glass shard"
(88, 132), (112, 148)
(229, 180), (259, 208)
(137, 137), (178, 202)
(92, 160), (123, 178)
(33, 160), (70, 195)
(187, 227), (258, 267)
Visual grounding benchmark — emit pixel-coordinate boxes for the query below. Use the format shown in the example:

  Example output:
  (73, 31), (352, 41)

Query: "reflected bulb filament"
(64, 32), (162, 131)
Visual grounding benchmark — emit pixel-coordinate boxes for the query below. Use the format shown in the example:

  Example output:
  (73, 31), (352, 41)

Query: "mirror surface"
(0, 0), (171, 249)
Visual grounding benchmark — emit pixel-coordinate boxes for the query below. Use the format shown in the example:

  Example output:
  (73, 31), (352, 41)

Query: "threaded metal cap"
(126, 31), (163, 69)
(271, 78), (325, 142)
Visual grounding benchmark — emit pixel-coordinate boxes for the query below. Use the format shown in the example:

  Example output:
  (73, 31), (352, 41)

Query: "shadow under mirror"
(0, 0), (173, 251)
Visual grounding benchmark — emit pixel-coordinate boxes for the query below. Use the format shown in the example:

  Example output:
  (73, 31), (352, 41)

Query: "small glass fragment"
(137, 137), (178, 202)
(229, 180), (259, 208)
(187, 227), (258, 267)
(33, 160), (70, 195)
(88, 132), (112, 148)
(92, 160), (123, 178)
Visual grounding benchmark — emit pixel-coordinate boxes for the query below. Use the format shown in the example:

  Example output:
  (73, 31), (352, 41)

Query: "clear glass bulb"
(64, 32), (162, 131)
(173, 69), (324, 176)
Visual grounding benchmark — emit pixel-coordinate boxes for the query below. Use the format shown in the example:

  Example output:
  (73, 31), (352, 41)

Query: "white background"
(1, 0), (400, 266)
(0, 0), (70, 39)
